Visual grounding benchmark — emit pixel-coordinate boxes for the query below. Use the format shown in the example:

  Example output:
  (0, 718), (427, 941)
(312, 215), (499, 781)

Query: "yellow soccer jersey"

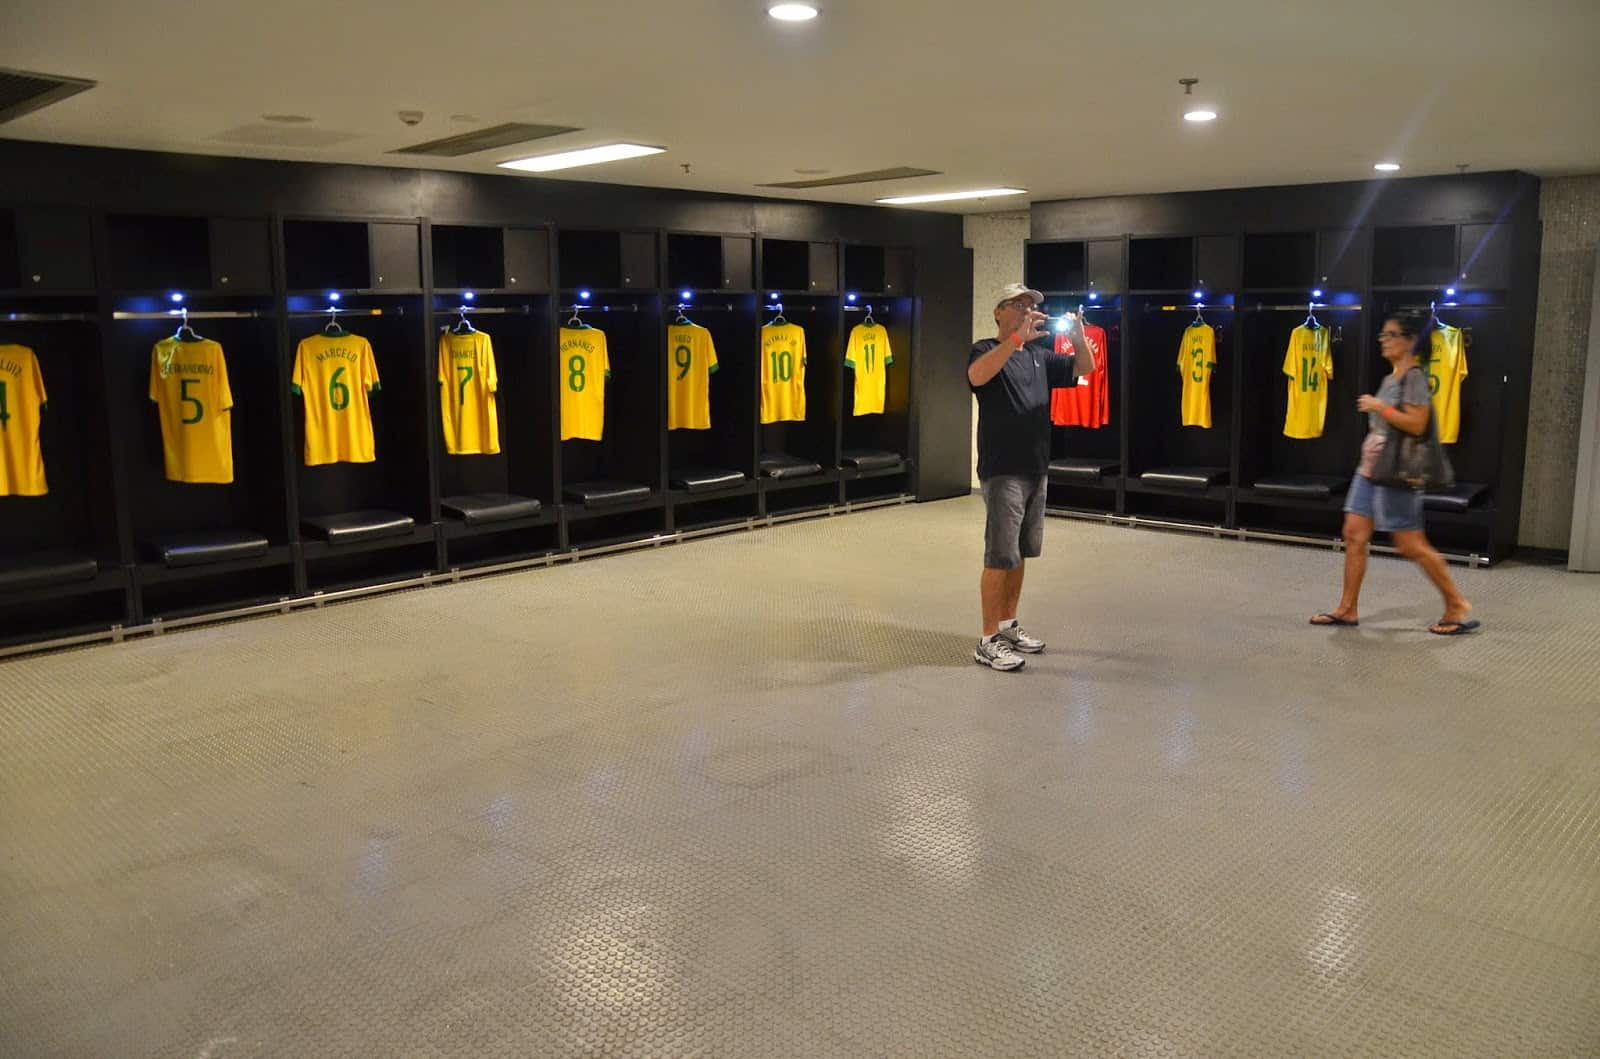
(292, 332), (381, 466)
(1178, 323), (1217, 429)
(1428, 324), (1468, 444)
(666, 323), (719, 431)
(149, 337), (234, 484)
(560, 326), (611, 442)
(438, 330), (499, 455)
(1282, 325), (1334, 439)
(760, 322), (808, 424)
(0, 345), (48, 496)
(845, 322), (893, 416)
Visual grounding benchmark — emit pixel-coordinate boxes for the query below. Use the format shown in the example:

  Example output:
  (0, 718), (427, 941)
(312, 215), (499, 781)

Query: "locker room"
(1, 2), (1597, 1055)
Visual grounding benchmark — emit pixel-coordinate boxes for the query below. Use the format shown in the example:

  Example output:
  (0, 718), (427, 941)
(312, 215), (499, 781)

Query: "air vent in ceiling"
(390, 122), (580, 157)
(211, 124), (366, 148)
(0, 68), (96, 125)
(758, 167), (940, 190)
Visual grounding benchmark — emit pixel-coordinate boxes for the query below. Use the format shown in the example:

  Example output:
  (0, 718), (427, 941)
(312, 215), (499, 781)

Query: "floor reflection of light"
(586, 767), (620, 806)
(484, 793), (515, 831)
(879, 762), (982, 893)
(1166, 711), (1195, 766)
(356, 837), (390, 891)
(1068, 701), (1095, 744)
(1305, 887), (1364, 978)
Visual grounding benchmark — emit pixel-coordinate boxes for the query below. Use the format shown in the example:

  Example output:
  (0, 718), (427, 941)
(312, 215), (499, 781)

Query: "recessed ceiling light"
(1184, 109), (1218, 122)
(768, 3), (819, 20)
(1374, 162), (1401, 172)
(498, 143), (665, 173)
(876, 187), (1026, 205)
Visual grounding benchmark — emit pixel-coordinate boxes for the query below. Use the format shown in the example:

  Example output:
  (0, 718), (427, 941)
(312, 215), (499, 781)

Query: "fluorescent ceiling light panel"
(1184, 109), (1218, 122)
(498, 143), (664, 173)
(769, 4), (820, 21)
(876, 188), (1026, 205)
(1373, 161), (1401, 172)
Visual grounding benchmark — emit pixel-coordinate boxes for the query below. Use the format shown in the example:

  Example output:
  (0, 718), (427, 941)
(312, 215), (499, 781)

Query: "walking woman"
(1310, 312), (1479, 634)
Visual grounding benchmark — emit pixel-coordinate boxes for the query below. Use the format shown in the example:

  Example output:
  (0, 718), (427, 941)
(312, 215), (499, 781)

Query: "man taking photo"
(968, 283), (1096, 671)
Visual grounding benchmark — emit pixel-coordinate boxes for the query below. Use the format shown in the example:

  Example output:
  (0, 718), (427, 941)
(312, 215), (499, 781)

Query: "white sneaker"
(974, 635), (1026, 671)
(997, 619), (1045, 653)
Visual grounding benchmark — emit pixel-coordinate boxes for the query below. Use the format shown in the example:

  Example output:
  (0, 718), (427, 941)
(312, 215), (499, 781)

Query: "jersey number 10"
(769, 350), (794, 383)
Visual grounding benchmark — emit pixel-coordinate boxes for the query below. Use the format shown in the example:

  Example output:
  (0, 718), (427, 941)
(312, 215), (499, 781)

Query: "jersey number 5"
(180, 377), (205, 424)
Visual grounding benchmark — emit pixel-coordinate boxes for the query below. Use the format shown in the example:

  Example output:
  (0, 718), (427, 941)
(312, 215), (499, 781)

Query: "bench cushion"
(1049, 457), (1119, 483)
(0, 553), (98, 593)
(302, 510), (415, 545)
(670, 468), (747, 493)
(1424, 482), (1489, 512)
(441, 493), (543, 525)
(563, 480), (652, 507)
(1141, 466), (1229, 489)
(143, 530), (270, 568)
(760, 453), (824, 479)
(1252, 474), (1349, 500)
(841, 449), (903, 471)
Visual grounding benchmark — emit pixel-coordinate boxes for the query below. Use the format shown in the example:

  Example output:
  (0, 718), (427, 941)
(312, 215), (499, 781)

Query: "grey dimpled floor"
(2, 496), (1599, 1057)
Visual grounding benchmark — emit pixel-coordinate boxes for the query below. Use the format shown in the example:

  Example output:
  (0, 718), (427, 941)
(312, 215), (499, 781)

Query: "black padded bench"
(441, 493), (543, 525)
(760, 453), (824, 479)
(0, 553), (98, 593)
(670, 468), (747, 494)
(142, 529), (270, 568)
(302, 510), (415, 545)
(563, 480), (652, 507)
(1251, 474), (1349, 500)
(1049, 457), (1119, 483)
(841, 449), (904, 471)
(1424, 483), (1489, 512)
(1140, 467), (1229, 490)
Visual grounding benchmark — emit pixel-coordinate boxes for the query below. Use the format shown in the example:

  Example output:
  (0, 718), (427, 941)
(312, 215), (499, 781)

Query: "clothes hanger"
(1304, 300), (1321, 330)
(451, 306), (475, 334)
(323, 306), (347, 337)
(171, 306), (204, 342)
(673, 303), (692, 326)
(766, 302), (787, 326)
(1191, 303), (1206, 326)
(566, 305), (587, 328)
(863, 304), (877, 327)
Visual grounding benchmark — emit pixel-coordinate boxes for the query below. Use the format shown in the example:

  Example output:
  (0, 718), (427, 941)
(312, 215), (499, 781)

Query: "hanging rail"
(1249, 302), (1364, 312)
(286, 307), (402, 318)
(441, 305), (534, 317)
(1146, 303), (1237, 312)
(113, 309), (267, 321)
(4, 312), (99, 323)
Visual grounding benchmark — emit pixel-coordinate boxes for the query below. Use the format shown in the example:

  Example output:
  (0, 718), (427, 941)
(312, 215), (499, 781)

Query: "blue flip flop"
(1310, 613), (1359, 627)
(1429, 619), (1481, 636)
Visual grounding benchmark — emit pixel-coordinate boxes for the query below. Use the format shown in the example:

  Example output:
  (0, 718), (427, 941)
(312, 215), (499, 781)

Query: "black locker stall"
(1025, 169), (1543, 565)
(285, 219), (437, 591)
(557, 232), (668, 549)
(757, 237), (845, 517)
(0, 296), (127, 641)
(665, 297), (760, 531)
(757, 293), (844, 517)
(839, 243), (915, 504)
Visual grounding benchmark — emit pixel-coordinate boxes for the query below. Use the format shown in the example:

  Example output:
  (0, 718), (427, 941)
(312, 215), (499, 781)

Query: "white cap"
(995, 282), (1044, 308)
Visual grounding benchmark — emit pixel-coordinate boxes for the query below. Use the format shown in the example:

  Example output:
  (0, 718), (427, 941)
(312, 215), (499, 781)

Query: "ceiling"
(0, 0), (1596, 213)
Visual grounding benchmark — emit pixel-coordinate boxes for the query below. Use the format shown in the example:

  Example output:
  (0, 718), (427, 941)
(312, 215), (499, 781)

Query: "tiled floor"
(2, 496), (1598, 1057)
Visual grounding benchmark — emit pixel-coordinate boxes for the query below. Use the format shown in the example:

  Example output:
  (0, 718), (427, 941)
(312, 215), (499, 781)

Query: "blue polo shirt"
(969, 338), (1077, 480)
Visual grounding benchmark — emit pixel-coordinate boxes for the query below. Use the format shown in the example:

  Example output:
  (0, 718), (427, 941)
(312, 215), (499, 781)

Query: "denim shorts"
(981, 474), (1048, 569)
(1345, 474), (1425, 533)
